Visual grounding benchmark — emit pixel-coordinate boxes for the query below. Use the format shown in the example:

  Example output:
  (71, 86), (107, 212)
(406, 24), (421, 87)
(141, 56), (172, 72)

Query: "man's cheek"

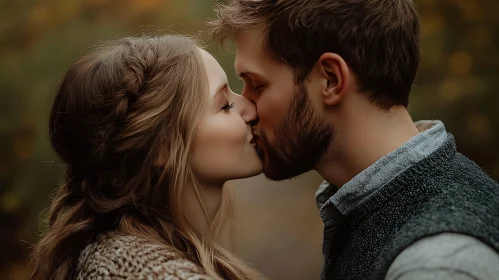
(260, 109), (280, 130)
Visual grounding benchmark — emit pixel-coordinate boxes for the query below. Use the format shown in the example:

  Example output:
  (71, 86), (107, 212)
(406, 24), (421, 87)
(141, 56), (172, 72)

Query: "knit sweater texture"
(321, 136), (499, 280)
(76, 233), (212, 280)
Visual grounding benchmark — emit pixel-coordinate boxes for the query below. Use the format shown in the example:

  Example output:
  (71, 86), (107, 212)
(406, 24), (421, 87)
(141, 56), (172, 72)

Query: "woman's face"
(191, 49), (262, 184)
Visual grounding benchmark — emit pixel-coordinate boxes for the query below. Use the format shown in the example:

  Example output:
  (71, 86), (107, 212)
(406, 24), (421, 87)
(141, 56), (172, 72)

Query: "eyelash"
(253, 85), (264, 91)
(243, 84), (264, 94)
(221, 102), (235, 112)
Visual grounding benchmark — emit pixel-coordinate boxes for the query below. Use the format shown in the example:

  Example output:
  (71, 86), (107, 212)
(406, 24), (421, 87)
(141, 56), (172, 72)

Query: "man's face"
(235, 28), (334, 180)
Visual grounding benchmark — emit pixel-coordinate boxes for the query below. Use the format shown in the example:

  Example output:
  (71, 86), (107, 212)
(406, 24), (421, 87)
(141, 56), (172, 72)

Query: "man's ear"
(319, 53), (350, 106)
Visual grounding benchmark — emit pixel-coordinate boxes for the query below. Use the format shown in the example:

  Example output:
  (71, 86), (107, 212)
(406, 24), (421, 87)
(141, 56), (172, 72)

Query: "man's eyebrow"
(236, 70), (249, 79)
(237, 70), (262, 79)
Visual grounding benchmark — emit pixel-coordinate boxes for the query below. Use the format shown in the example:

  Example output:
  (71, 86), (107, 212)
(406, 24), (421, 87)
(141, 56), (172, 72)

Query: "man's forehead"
(237, 27), (264, 41)
(235, 29), (266, 72)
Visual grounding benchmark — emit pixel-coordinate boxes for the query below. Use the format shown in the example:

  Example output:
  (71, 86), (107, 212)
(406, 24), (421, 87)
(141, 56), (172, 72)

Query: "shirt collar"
(316, 120), (448, 222)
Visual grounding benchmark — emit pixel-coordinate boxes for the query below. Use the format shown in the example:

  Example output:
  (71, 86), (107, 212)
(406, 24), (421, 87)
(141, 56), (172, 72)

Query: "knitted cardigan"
(76, 233), (212, 280)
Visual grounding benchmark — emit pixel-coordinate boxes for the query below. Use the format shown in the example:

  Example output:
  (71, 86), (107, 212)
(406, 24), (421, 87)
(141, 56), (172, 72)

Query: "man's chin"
(256, 146), (265, 161)
(254, 139), (267, 162)
(262, 155), (310, 181)
(262, 165), (308, 181)
(257, 138), (311, 181)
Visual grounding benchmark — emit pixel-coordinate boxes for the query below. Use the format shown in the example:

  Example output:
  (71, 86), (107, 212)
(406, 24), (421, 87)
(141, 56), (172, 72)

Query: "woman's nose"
(232, 92), (258, 124)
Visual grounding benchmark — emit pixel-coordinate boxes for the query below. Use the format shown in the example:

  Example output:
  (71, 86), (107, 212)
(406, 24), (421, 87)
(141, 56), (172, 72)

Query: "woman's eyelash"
(221, 102), (235, 112)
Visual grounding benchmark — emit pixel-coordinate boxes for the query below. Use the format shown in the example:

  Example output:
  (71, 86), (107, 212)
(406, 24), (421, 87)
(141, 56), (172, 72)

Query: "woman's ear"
(319, 53), (350, 106)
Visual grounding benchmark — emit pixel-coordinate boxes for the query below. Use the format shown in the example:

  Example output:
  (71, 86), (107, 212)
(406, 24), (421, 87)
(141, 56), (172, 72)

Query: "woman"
(29, 35), (263, 280)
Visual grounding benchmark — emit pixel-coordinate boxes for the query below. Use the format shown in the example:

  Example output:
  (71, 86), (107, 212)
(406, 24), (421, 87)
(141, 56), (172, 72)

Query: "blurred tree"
(411, 0), (499, 178)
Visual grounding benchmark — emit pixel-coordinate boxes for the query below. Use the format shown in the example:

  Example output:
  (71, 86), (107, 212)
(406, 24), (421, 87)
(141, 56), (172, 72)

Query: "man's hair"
(210, 0), (421, 109)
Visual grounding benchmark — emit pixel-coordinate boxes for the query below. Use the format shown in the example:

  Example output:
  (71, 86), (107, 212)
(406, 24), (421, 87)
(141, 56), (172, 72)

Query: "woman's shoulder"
(76, 232), (212, 280)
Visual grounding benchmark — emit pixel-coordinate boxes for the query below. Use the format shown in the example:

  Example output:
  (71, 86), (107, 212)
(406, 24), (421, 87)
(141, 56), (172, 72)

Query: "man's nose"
(234, 93), (258, 124)
(241, 89), (257, 104)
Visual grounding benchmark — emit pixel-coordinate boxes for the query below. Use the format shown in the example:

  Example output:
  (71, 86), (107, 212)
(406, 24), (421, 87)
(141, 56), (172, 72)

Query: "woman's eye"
(221, 102), (235, 112)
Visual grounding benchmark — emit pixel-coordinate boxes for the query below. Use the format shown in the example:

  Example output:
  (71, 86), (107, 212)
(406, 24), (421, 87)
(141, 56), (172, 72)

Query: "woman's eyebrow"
(212, 83), (228, 100)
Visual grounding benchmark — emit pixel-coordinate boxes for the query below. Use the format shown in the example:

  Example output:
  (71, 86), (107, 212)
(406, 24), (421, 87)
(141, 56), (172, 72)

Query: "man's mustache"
(251, 124), (262, 139)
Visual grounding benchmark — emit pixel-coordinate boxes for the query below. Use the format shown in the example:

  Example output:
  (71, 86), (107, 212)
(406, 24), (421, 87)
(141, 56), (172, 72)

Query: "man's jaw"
(254, 137), (266, 161)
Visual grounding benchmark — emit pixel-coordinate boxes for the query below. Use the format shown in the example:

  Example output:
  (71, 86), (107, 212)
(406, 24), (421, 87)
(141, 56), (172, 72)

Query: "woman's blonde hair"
(29, 34), (261, 280)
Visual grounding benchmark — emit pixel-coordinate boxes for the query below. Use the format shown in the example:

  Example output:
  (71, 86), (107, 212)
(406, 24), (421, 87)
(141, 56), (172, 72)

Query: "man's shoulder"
(409, 151), (499, 208)
(427, 152), (499, 208)
(386, 233), (499, 280)
(369, 155), (499, 279)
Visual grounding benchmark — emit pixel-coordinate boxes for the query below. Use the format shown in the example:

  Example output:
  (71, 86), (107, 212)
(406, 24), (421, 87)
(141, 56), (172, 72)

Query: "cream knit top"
(76, 232), (213, 279)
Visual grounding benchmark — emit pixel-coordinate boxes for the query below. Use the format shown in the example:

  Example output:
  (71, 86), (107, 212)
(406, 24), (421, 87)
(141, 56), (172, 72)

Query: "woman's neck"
(184, 182), (225, 235)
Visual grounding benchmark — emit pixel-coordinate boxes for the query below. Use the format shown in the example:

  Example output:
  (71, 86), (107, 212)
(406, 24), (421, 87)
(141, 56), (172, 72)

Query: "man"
(210, 0), (499, 279)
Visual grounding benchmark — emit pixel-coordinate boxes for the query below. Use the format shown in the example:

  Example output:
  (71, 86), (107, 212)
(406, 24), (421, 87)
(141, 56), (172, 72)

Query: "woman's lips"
(250, 135), (256, 144)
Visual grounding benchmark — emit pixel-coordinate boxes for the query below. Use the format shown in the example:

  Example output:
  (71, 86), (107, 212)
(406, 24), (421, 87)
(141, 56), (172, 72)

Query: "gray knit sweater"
(318, 127), (499, 279)
(76, 233), (212, 280)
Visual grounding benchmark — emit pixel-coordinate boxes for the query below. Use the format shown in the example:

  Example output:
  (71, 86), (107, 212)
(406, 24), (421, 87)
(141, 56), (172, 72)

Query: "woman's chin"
(248, 159), (264, 177)
(230, 165), (263, 181)
(244, 150), (264, 177)
(249, 167), (263, 178)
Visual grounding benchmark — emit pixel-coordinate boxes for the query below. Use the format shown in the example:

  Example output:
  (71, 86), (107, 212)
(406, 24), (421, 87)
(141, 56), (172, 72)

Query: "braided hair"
(29, 35), (261, 280)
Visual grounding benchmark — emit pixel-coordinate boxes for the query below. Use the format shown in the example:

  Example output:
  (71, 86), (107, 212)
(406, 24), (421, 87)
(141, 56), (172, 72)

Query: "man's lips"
(249, 134), (259, 145)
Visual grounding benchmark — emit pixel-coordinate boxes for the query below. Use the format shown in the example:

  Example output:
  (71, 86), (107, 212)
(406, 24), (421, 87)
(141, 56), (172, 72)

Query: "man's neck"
(316, 105), (419, 188)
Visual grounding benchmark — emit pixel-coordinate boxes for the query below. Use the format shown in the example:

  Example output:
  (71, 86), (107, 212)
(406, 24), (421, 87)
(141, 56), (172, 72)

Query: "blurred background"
(0, 0), (498, 279)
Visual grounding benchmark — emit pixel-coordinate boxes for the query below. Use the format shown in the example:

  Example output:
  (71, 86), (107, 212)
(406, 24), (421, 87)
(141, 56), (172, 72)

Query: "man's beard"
(253, 83), (334, 181)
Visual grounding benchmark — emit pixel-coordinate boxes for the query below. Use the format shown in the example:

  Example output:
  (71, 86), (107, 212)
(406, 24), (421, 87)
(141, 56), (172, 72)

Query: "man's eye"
(254, 85), (264, 92)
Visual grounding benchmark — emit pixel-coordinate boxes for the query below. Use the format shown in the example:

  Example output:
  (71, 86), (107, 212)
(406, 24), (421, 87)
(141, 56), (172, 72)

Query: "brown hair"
(210, 0), (421, 109)
(29, 35), (260, 280)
